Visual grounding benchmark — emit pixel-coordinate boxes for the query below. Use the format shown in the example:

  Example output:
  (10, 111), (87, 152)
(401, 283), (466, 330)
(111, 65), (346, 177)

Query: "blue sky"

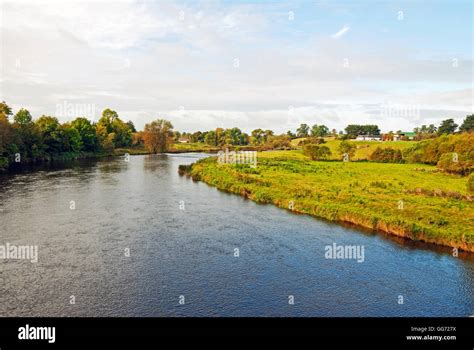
(1, 0), (472, 133)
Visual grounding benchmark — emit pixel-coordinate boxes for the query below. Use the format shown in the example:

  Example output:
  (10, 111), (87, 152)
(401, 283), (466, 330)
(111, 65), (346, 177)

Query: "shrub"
(404, 132), (473, 165)
(468, 174), (474, 192)
(436, 152), (472, 175)
(298, 137), (326, 146)
(337, 140), (356, 159)
(303, 144), (332, 160)
(369, 147), (404, 163)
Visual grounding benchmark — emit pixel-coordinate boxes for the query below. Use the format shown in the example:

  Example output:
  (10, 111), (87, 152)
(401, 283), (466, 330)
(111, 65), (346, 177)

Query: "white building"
(355, 135), (381, 141)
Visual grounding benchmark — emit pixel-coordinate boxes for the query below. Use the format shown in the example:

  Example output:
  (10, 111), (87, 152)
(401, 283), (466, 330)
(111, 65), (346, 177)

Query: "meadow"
(291, 137), (417, 160)
(184, 150), (474, 252)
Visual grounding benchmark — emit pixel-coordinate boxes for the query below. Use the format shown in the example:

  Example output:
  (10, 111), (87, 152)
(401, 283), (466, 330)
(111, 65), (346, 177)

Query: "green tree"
(126, 120), (137, 133)
(296, 123), (309, 137)
(345, 124), (380, 138)
(303, 144), (331, 160)
(98, 108), (119, 133)
(112, 118), (132, 147)
(0, 113), (14, 155)
(71, 117), (98, 152)
(14, 108), (33, 126)
(438, 118), (458, 135)
(13, 108), (40, 158)
(338, 140), (356, 159)
(311, 124), (329, 137)
(224, 127), (248, 145)
(35, 116), (62, 153)
(251, 128), (265, 145)
(60, 124), (83, 153)
(204, 130), (217, 146)
(459, 114), (474, 132)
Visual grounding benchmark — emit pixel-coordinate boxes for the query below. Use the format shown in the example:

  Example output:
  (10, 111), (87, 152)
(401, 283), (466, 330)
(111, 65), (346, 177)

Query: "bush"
(0, 156), (9, 170)
(403, 132), (473, 175)
(337, 141), (356, 159)
(404, 132), (473, 164)
(369, 147), (404, 163)
(303, 144), (332, 160)
(468, 174), (474, 192)
(436, 153), (472, 175)
(266, 135), (292, 150)
(298, 137), (326, 146)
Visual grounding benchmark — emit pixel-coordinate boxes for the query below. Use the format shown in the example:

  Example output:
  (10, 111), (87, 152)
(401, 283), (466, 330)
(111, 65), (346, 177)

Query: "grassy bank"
(182, 150), (474, 252)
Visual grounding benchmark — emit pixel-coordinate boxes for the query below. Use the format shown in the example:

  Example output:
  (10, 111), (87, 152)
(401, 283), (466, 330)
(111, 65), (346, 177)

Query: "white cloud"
(0, 1), (471, 133)
(331, 24), (350, 39)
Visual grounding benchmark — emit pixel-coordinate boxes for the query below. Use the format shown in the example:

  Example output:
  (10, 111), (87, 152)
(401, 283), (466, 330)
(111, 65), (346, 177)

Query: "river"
(0, 154), (472, 316)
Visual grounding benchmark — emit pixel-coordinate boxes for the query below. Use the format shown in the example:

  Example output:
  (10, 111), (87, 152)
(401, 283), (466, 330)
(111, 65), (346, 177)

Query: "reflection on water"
(0, 154), (473, 317)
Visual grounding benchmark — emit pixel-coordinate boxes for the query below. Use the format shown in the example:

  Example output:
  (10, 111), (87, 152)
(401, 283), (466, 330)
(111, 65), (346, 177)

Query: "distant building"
(178, 137), (190, 143)
(393, 132), (416, 141)
(355, 135), (381, 141)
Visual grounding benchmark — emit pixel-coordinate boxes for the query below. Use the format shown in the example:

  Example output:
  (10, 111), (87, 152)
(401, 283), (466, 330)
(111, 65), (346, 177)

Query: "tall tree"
(98, 109), (119, 133)
(204, 130), (217, 146)
(459, 114), (474, 132)
(296, 123), (309, 137)
(438, 118), (458, 135)
(35, 116), (62, 153)
(143, 119), (173, 153)
(126, 120), (137, 133)
(311, 124), (329, 137)
(251, 128), (265, 145)
(71, 117), (98, 152)
(13, 108), (40, 158)
(0, 101), (12, 118)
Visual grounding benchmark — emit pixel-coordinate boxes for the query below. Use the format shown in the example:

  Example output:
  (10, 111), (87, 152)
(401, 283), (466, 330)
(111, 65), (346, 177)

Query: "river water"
(0, 154), (472, 316)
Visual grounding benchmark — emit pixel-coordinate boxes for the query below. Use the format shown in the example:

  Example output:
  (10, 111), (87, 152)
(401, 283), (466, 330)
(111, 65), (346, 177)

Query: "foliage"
(460, 114), (474, 132)
(403, 133), (473, 174)
(310, 124), (329, 137)
(143, 119), (174, 153)
(303, 144), (331, 160)
(0, 102), (137, 169)
(437, 118), (458, 135)
(337, 140), (356, 159)
(266, 134), (292, 150)
(296, 123), (310, 137)
(344, 124), (380, 138)
(369, 147), (404, 163)
(468, 173), (474, 192)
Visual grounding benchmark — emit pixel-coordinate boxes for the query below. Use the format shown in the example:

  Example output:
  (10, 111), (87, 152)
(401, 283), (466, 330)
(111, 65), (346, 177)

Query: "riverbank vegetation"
(1, 99), (472, 175)
(182, 151), (474, 252)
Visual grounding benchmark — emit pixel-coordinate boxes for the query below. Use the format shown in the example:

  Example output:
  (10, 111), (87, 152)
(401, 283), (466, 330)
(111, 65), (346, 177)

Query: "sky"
(0, 0), (472, 133)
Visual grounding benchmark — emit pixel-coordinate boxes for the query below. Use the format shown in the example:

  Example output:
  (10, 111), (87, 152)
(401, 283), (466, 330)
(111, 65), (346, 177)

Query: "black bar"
(0, 317), (472, 346)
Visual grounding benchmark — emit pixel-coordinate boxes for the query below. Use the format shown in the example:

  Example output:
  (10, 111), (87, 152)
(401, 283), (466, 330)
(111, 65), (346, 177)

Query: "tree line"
(0, 102), (173, 169)
(1, 100), (472, 170)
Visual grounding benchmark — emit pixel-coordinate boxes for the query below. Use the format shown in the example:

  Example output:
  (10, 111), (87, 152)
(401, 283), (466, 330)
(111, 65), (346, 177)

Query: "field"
(170, 142), (220, 153)
(291, 138), (417, 160)
(184, 150), (474, 252)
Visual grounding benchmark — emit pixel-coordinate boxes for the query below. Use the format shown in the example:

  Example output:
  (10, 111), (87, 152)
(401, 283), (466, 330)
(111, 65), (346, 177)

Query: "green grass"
(114, 143), (220, 155)
(291, 138), (416, 160)
(170, 142), (220, 152)
(185, 150), (474, 252)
